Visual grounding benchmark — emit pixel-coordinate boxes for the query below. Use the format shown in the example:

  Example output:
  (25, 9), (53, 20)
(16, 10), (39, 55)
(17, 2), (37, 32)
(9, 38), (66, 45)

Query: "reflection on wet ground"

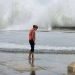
(0, 53), (75, 75)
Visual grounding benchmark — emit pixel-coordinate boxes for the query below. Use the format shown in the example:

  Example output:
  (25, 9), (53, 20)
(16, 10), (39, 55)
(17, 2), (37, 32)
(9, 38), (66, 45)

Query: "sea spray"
(0, 0), (75, 30)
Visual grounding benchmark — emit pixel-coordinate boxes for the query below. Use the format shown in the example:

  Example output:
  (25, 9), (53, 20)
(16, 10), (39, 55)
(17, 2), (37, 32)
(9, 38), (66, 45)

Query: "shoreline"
(0, 48), (75, 54)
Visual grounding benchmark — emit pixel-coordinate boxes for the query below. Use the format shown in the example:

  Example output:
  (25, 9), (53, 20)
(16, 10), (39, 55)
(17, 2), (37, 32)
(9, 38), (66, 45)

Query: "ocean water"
(0, 30), (75, 50)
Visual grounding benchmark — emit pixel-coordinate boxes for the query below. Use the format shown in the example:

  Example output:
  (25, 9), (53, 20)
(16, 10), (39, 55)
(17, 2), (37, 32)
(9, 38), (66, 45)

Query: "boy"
(29, 25), (38, 64)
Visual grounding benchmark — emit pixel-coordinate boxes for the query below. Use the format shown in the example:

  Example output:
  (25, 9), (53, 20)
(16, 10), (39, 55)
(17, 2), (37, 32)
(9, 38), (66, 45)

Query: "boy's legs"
(29, 51), (32, 60)
(29, 52), (34, 65)
(29, 40), (34, 60)
(32, 52), (34, 66)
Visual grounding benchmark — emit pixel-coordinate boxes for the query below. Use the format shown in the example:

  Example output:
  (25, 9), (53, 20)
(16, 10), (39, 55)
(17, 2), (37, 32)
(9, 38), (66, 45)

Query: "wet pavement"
(0, 52), (75, 75)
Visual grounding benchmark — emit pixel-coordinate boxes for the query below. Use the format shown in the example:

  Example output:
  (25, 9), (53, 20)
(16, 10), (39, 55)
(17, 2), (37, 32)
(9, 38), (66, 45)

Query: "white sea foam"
(0, 43), (75, 51)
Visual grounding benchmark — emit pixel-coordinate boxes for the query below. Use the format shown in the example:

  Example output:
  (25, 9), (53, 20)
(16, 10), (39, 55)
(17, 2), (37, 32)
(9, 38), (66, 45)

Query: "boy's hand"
(33, 39), (35, 44)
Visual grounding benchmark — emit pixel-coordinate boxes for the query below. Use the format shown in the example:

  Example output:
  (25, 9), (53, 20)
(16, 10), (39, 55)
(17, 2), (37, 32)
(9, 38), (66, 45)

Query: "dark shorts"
(29, 40), (35, 52)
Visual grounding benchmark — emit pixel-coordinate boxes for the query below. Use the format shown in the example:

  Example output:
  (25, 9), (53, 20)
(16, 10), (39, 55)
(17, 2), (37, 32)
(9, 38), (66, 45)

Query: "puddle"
(0, 61), (48, 73)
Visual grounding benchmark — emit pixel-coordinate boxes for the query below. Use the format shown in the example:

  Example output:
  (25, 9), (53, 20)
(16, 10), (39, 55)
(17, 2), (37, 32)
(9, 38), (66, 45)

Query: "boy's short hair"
(33, 25), (38, 29)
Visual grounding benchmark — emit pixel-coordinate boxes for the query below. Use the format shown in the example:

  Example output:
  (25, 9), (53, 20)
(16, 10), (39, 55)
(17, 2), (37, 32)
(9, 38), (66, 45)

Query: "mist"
(0, 0), (75, 30)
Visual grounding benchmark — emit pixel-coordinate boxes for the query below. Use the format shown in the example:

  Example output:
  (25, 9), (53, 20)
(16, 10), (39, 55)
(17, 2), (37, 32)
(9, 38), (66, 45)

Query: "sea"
(0, 30), (75, 51)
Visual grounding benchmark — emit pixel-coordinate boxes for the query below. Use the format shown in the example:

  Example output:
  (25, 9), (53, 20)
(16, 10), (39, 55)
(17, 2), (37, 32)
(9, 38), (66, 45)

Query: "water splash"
(0, 0), (75, 30)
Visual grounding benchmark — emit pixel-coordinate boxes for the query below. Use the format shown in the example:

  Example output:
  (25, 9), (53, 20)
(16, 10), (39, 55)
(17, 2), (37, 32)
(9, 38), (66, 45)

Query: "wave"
(0, 43), (75, 54)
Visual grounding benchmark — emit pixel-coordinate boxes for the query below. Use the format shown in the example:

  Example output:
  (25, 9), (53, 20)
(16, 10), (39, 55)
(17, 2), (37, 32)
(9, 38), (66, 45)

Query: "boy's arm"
(32, 31), (35, 42)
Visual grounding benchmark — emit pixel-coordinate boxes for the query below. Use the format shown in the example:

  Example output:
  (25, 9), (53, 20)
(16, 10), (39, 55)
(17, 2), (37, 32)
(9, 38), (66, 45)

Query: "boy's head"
(33, 25), (38, 30)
